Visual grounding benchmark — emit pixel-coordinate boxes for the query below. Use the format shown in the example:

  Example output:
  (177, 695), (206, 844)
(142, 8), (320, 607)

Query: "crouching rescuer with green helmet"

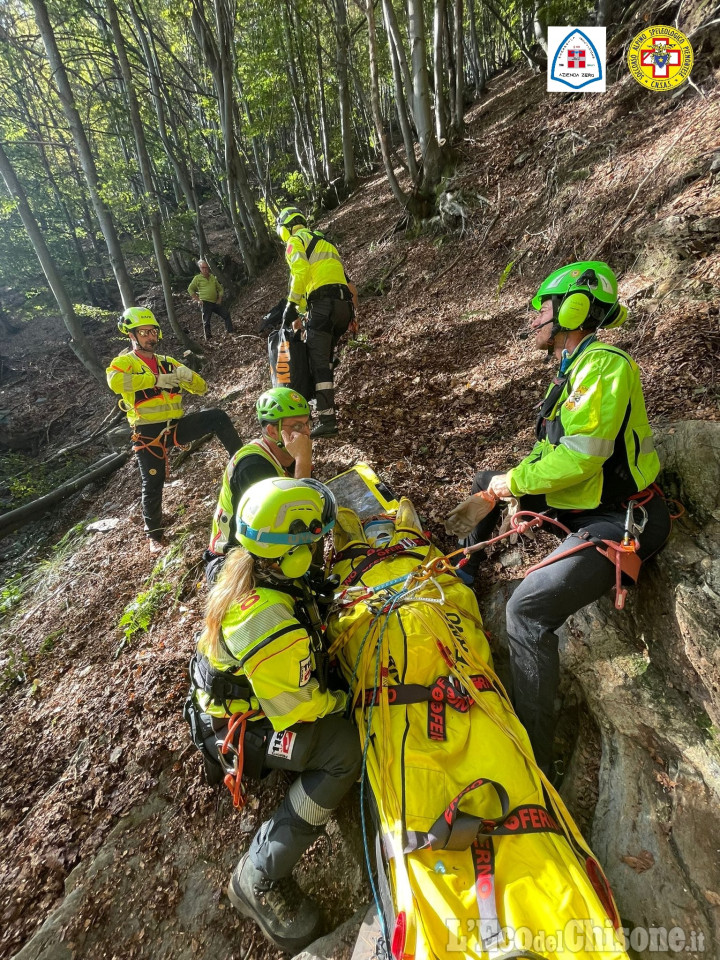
(204, 387), (313, 583)
(444, 261), (671, 777)
(187, 476), (361, 953)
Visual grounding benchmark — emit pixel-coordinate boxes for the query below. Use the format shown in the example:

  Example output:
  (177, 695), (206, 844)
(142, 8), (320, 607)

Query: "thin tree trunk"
(363, 0), (408, 208)
(407, 0), (445, 194)
(385, 22), (418, 178)
(333, 0), (356, 188)
(382, 0), (416, 121)
(0, 142), (104, 383)
(29, 0), (135, 307)
(105, 0), (196, 351)
(453, 0), (465, 135)
(467, 0), (486, 95)
(434, 0), (447, 143)
(316, 27), (332, 182)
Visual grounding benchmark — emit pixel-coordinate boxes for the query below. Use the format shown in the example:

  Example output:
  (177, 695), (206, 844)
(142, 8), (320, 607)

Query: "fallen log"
(0, 451), (129, 538)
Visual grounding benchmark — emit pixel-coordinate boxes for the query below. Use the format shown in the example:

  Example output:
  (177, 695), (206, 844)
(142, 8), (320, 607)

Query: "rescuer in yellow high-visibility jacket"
(444, 262), (671, 775)
(276, 207), (355, 439)
(204, 387), (313, 582)
(189, 477), (360, 954)
(107, 307), (241, 551)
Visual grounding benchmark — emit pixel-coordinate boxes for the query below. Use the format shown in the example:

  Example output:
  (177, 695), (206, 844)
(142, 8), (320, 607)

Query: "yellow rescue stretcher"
(325, 466), (629, 960)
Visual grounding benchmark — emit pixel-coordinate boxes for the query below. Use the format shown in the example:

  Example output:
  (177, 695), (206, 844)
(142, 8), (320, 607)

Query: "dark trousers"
(201, 300), (233, 339)
(135, 411), (241, 540)
(464, 470), (671, 771)
(306, 296), (353, 421)
(220, 714), (361, 880)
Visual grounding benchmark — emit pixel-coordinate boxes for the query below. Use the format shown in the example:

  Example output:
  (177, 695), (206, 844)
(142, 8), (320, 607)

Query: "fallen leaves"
(620, 850), (655, 873)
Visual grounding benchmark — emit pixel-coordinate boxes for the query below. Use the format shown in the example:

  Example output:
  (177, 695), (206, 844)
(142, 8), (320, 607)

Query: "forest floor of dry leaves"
(1, 49), (719, 960)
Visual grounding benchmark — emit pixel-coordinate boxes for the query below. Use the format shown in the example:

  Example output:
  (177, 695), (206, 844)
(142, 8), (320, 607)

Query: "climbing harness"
(131, 421), (191, 481)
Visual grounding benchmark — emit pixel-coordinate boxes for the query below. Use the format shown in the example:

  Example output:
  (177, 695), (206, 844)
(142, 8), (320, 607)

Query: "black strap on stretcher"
(382, 778), (565, 949)
(355, 674), (495, 741)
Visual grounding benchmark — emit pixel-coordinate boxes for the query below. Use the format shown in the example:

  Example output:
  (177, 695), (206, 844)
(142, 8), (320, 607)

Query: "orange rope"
(220, 710), (258, 808)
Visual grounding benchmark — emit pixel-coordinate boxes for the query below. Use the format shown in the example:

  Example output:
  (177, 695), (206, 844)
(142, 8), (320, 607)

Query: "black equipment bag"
(268, 324), (314, 403)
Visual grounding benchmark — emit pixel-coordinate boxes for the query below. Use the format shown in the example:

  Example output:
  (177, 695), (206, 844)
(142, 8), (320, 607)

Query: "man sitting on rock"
(445, 261), (671, 776)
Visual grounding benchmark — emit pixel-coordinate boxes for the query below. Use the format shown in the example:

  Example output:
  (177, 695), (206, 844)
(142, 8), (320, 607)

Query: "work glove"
(175, 364), (194, 383)
(156, 371), (179, 390)
(282, 300), (299, 326)
(444, 490), (497, 538)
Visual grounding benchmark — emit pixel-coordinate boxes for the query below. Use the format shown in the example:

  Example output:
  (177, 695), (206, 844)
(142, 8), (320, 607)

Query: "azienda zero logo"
(548, 27), (606, 92)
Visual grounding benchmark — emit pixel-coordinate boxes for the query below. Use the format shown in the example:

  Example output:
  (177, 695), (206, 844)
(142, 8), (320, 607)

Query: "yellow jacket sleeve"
(508, 350), (633, 498)
(285, 236), (309, 305)
(106, 353), (155, 395)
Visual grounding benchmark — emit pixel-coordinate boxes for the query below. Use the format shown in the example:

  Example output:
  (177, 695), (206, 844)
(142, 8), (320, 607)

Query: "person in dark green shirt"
(188, 259), (233, 340)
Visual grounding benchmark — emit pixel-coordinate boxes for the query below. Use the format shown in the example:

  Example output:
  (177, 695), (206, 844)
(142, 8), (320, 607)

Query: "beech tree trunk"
(0, 141), (105, 384)
(333, 0), (357, 188)
(29, 0), (135, 308)
(363, 0), (408, 208)
(105, 0), (197, 350)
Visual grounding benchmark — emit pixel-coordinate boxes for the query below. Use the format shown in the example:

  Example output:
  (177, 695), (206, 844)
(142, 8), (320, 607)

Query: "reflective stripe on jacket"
(106, 351), (206, 426)
(196, 587), (346, 727)
(285, 228), (347, 305)
(209, 440), (286, 554)
(507, 339), (660, 509)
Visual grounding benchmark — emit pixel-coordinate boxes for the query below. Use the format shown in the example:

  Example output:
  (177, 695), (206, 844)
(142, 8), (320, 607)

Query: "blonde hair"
(198, 548), (256, 660)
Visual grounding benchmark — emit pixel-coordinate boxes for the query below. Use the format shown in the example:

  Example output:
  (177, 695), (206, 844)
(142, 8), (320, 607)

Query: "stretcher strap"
(338, 537), (430, 587)
(355, 674), (495, 742)
(472, 837), (502, 948)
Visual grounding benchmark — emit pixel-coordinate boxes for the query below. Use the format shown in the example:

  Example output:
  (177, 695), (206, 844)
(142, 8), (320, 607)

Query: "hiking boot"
(310, 419), (338, 439)
(148, 538), (165, 555)
(227, 854), (322, 953)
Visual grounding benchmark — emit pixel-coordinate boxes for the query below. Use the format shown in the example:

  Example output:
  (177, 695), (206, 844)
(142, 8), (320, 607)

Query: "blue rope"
(357, 588), (410, 952)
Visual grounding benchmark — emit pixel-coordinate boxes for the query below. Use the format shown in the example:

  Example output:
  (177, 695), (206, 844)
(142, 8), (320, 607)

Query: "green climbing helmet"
(118, 307), (162, 338)
(276, 206), (307, 242)
(236, 477), (335, 577)
(531, 261), (627, 331)
(256, 388), (310, 425)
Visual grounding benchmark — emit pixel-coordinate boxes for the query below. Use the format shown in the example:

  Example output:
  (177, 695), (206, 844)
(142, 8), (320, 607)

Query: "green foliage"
(0, 574), (23, 614)
(0, 453), (89, 511)
(115, 535), (188, 655)
(281, 171), (308, 204)
(117, 580), (173, 650)
(345, 332), (374, 353)
(39, 629), (64, 654)
(0, 638), (29, 693)
(497, 260), (516, 296)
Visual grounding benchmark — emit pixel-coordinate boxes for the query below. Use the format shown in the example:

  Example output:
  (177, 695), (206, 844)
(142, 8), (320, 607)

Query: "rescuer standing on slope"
(276, 207), (355, 439)
(107, 307), (241, 552)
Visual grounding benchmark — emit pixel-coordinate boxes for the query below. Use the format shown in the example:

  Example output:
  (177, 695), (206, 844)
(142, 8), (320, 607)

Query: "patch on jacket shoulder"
(299, 655), (312, 687)
(564, 386), (588, 411)
(268, 730), (296, 760)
